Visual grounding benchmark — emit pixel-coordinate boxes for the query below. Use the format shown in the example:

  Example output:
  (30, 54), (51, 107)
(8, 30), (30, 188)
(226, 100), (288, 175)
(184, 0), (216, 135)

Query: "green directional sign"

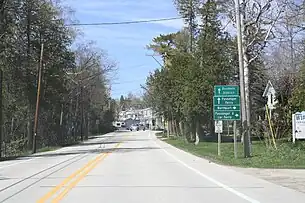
(213, 85), (241, 121)
(213, 96), (240, 106)
(214, 106), (240, 111)
(214, 111), (240, 120)
(214, 85), (239, 96)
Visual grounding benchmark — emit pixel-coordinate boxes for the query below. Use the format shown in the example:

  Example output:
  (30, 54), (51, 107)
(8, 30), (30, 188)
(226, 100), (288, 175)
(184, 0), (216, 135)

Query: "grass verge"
(160, 134), (305, 169)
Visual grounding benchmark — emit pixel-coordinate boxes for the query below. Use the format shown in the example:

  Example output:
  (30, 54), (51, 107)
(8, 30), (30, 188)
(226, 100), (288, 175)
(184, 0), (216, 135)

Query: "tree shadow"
(28, 146), (161, 158)
(75, 141), (120, 146)
(200, 135), (242, 143)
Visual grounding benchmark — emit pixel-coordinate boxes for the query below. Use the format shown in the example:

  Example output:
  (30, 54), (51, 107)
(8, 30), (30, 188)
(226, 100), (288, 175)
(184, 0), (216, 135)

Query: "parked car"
(130, 124), (146, 131)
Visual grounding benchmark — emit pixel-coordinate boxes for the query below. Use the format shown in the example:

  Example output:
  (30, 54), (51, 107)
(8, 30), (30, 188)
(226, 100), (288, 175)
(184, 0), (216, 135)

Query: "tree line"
(0, 0), (116, 157)
(143, 0), (305, 148)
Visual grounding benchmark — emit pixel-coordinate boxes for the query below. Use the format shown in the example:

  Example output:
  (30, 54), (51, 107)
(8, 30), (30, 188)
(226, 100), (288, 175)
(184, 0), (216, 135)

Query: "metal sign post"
(215, 120), (223, 156)
(233, 121), (237, 158)
(213, 85), (241, 157)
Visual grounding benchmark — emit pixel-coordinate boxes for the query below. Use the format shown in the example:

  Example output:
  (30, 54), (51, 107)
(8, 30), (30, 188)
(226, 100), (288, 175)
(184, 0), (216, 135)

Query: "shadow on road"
(0, 133), (152, 162)
(28, 146), (161, 158)
(75, 141), (120, 146)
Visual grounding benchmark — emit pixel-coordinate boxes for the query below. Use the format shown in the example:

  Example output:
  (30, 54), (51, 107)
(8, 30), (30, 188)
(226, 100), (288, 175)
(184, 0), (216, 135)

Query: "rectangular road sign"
(214, 110), (240, 120)
(214, 106), (240, 111)
(213, 85), (241, 121)
(215, 121), (223, 133)
(213, 96), (240, 106)
(214, 85), (239, 96)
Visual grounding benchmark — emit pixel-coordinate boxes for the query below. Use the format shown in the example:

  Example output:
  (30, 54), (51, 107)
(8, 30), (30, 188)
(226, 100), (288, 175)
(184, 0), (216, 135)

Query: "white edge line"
(154, 140), (260, 203)
(0, 157), (41, 169)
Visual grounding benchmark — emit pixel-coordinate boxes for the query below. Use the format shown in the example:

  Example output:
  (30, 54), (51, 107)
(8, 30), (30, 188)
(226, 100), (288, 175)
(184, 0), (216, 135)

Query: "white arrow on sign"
(218, 88), (221, 94)
(235, 114), (239, 117)
(217, 98), (220, 104)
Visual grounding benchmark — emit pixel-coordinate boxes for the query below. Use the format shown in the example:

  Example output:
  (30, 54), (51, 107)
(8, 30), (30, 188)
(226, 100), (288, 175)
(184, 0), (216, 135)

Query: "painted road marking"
(154, 141), (260, 203)
(37, 143), (121, 203)
(51, 153), (110, 202)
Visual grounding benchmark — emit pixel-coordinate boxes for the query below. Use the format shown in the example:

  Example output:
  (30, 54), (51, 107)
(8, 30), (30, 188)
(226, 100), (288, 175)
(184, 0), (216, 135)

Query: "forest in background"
(0, 0), (117, 157)
(143, 0), (305, 148)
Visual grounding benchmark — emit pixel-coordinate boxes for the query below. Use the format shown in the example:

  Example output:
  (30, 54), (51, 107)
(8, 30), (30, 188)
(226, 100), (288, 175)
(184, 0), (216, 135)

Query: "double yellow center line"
(37, 143), (121, 203)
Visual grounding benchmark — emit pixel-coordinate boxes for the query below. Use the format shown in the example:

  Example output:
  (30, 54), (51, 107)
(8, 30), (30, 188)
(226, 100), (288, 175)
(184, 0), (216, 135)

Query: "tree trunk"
(195, 119), (200, 145)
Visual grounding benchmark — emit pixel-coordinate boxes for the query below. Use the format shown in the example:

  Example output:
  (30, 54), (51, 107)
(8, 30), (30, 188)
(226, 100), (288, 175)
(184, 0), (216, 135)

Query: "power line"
(66, 17), (182, 26)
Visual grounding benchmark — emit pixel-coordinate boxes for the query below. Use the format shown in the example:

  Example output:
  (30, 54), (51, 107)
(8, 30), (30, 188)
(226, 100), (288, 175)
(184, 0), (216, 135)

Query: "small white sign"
(292, 111), (305, 143)
(215, 121), (223, 133)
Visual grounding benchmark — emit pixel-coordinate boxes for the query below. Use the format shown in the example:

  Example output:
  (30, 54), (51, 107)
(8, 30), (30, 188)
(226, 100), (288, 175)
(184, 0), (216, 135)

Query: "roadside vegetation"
(145, 0), (305, 168)
(157, 133), (305, 169)
(0, 0), (117, 158)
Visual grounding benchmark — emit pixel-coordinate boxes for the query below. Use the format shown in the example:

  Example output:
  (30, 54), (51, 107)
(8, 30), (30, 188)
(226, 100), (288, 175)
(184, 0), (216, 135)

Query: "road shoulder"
(153, 133), (305, 203)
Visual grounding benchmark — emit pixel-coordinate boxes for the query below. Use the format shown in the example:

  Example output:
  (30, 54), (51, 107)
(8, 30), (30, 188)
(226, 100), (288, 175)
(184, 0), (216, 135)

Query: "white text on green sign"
(214, 85), (239, 96)
(214, 111), (241, 120)
(215, 106), (240, 111)
(213, 96), (240, 106)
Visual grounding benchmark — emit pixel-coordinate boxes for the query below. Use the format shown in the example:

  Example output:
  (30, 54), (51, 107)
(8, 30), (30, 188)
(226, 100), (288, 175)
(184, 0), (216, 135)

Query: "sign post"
(215, 121), (223, 156)
(213, 85), (241, 157)
(233, 121), (237, 158)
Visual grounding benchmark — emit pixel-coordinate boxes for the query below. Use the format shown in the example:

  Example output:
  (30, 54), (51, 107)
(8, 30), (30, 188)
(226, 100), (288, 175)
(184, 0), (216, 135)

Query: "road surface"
(0, 131), (304, 203)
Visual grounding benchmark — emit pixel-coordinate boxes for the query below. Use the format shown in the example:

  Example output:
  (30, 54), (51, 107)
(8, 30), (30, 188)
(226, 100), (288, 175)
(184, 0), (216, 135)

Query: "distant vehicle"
(130, 124), (146, 131)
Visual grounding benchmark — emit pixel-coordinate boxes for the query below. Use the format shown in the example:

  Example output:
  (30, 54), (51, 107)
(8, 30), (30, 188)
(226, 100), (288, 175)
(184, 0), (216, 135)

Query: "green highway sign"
(214, 111), (240, 120)
(214, 106), (240, 111)
(213, 85), (241, 121)
(213, 96), (240, 106)
(214, 85), (239, 96)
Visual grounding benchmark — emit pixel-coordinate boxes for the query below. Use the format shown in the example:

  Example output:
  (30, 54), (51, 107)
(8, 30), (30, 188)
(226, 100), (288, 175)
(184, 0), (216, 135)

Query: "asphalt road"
(0, 131), (304, 203)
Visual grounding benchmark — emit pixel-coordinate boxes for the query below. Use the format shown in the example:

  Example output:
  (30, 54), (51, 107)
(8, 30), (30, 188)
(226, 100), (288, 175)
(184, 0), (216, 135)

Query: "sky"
(62, 0), (184, 99)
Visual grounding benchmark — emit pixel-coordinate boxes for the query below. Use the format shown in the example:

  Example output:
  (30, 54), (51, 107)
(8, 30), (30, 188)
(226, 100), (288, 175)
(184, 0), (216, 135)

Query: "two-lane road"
(0, 131), (304, 203)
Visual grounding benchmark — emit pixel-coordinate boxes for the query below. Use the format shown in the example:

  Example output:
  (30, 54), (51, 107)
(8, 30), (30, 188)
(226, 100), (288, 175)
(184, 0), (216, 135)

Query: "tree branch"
(248, 1), (286, 64)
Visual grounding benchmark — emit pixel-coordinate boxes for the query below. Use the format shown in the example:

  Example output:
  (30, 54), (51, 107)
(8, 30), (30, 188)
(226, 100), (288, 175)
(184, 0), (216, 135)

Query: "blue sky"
(63, 0), (184, 99)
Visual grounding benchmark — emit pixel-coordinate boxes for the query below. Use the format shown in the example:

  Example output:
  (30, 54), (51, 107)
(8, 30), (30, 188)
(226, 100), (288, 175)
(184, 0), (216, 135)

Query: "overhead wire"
(65, 17), (182, 26)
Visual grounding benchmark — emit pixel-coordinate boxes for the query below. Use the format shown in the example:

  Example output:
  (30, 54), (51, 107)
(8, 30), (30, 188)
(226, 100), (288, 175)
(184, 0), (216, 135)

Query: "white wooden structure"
(262, 80), (278, 117)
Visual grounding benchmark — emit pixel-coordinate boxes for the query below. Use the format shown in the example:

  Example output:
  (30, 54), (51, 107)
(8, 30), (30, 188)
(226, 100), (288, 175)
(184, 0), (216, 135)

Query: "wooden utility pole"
(189, 0), (193, 52)
(0, 69), (3, 157)
(80, 85), (84, 141)
(32, 42), (44, 154)
(235, 0), (250, 157)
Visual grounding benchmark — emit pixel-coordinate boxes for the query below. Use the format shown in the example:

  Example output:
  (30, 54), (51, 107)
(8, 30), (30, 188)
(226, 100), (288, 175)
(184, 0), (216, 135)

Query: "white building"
(117, 107), (163, 129)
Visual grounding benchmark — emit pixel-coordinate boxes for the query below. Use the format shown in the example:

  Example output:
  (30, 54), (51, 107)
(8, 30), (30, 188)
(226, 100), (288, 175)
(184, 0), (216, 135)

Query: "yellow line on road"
(37, 142), (121, 203)
(51, 153), (109, 202)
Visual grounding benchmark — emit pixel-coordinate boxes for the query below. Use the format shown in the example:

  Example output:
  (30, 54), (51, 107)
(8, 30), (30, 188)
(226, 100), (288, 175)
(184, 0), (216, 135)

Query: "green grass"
(164, 136), (305, 169)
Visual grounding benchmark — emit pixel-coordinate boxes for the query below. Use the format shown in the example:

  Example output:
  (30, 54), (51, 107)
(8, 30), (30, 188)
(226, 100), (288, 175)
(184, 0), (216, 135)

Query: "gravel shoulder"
(231, 167), (305, 194)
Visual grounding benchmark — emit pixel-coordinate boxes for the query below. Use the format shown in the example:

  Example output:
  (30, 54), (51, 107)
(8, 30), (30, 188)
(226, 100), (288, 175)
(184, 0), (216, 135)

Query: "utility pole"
(0, 69), (3, 157)
(240, 0), (252, 156)
(80, 85), (84, 141)
(59, 103), (64, 145)
(32, 42), (44, 154)
(235, 0), (250, 157)
(189, 0), (193, 52)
